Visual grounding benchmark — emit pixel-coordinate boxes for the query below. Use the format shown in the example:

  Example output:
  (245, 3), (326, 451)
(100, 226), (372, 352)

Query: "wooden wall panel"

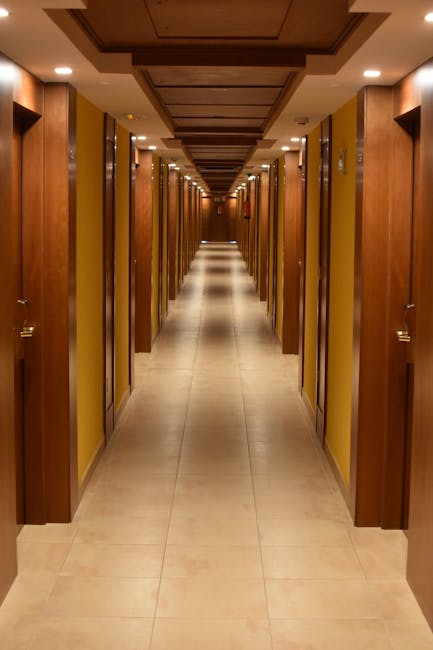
(134, 150), (153, 352)
(404, 61), (433, 628)
(168, 170), (178, 299)
(282, 152), (302, 354)
(259, 171), (269, 301)
(350, 87), (393, 525)
(0, 53), (18, 603)
(42, 83), (78, 522)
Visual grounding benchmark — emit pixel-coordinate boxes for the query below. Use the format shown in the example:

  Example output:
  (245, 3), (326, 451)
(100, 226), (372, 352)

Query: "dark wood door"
(12, 115), (25, 524)
(316, 116), (332, 445)
(103, 114), (115, 441)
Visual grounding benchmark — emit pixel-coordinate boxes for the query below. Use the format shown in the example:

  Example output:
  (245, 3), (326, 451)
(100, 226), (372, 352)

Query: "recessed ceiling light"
(137, 135), (147, 141)
(425, 12), (433, 22)
(261, 164), (270, 169)
(185, 175), (191, 180)
(281, 146), (290, 151)
(0, 7), (9, 17)
(175, 166), (180, 171)
(54, 67), (73, 76)
(148, 145), (157, 150)
(290, 137), (301, 143)
(363, 69), (381, 78)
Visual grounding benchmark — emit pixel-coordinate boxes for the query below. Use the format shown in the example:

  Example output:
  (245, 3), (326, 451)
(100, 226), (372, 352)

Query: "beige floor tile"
(262, 545), (364, 579)
(44, 576), (158, 618)
(349, 528), (408, 579)
(386, 619), (433, 649)
(371, 580), (430, 623)
(167, 515), (260, 546)
(1, 575), (58, 614)
(258, 518), (352, 546)
(0, 611), (35, 650)
(75, 515), (169, 545)
(271, 619), (391, 649)
(151, 618), (272, 650)
(265, 578), (380, 619)
(62, 543), (164, 578)
(156, 577), (267, 619)
(163, 545), (262, 579)
(17, 542), (71, 575)
(17, 524), (78, 544)
(0, 614), (153, 650)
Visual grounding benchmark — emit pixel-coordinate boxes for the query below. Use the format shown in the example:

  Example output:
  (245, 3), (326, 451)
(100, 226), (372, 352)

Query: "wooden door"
(103, 114), (115, 441)
(384, 109), (420, 529)
(12, 115), (25, 524)
(298, 139), (307, 389)
(316, 116), (332, 445)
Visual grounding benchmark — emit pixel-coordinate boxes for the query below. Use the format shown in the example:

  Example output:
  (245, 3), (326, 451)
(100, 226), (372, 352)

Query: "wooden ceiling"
(66, 0), (372, 194)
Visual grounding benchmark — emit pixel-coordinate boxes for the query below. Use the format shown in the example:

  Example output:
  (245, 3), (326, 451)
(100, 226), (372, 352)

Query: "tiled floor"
(1, 243), (432, 648)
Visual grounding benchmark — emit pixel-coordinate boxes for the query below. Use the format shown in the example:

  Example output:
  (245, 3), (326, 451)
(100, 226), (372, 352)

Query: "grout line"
(232, 246), (275, 650)
(147, 251), (205, 649)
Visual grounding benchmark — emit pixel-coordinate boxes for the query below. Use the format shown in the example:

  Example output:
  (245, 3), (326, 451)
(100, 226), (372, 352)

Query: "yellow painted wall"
(275, 156), (285, 341)
(152, 154), (160, 340)
(114, 124), (130, 411)
(326, 97), (357, 486)
(303, 125), (321, 413)
(76, 94), (104, 484)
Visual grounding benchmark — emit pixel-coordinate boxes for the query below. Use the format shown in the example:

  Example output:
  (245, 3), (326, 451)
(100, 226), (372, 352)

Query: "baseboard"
(324, 440), (350, 506)
(78, 438), (105, 501)
(114, 387), (131, 427)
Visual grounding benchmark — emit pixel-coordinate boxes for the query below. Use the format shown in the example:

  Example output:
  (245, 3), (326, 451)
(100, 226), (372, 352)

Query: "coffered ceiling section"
(60, 0), (377, 192)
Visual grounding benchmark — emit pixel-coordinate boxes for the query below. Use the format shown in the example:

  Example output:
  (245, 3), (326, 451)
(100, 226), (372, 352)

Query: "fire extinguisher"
(244, 196), (251, 220)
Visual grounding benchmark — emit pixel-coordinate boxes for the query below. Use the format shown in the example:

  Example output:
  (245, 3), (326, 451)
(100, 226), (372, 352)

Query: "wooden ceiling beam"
(182, 136), (257, 146)
(133, 47), (306, 68)
(175, 126), (263, 136)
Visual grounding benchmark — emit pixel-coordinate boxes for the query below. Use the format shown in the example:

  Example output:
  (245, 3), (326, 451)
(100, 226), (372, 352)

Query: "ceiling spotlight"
(290, 137), (301, 143)
(363, 69), (381, 78)
(248, 175), (256, 181)
(185, 175), (191, 180)
(137, 135), (147, 141)
(168, 163), (177, 167)
(0, 7), (9, 17)
(193, 182), (197, 186)
(281, 146), (290, 151)
(175, 166), (180, 171)
(148, 145), (157, 150)
(425, 12), (433, 22)
(54, 67), (73, 75)
(261, 164), (270, 169)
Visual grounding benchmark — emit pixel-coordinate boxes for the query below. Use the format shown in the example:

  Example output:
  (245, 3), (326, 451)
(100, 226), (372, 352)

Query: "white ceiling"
(2, 0), (433, 179)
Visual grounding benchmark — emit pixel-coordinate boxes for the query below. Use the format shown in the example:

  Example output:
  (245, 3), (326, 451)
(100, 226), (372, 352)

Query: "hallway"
(0, 243), (431, 648)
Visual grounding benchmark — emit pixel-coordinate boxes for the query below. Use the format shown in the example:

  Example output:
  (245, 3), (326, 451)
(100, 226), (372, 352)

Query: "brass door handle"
(396, 330), (411, 343)
(20, 325), (35, 339)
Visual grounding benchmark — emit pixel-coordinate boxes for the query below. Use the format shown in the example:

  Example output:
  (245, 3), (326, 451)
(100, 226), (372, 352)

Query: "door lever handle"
(17, 298), (35, 339)
(396, 329), (411, 343)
